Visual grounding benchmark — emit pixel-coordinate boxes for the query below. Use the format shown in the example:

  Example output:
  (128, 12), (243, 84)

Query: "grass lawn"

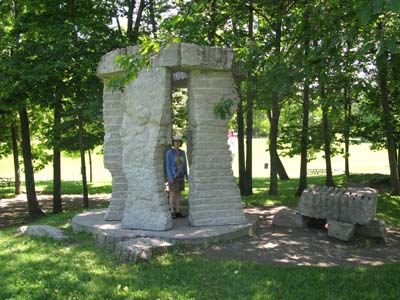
(0, 143), (398, 299)
(1, 174), (400, 299)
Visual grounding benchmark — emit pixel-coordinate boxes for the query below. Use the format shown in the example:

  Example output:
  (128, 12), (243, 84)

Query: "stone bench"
(273, 186), (386, 242)
(298, 186), (377, 225)
(0, 177), (13, 188)
(307, 169), (325, 175)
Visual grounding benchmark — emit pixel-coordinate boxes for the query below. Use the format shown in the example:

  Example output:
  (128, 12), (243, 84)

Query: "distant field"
(0, 151), (111, 182)
(0, 139), (389, 181)
(231, 139), (390, 178)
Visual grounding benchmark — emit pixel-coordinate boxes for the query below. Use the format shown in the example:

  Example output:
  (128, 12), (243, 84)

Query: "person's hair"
(173, 139), (183, 147)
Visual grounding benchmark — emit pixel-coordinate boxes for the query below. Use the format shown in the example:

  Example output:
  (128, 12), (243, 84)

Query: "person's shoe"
(175, 212), (185, 218)
(171, 212), (177, 219)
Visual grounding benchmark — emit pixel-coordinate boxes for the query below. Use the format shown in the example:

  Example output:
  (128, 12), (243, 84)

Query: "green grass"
(0, 180), (112, 198)
(1, 174), (400, 299)
(1, 218), (400, 300)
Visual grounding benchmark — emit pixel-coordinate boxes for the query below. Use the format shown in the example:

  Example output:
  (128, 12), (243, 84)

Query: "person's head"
(172, 135), (183, 148)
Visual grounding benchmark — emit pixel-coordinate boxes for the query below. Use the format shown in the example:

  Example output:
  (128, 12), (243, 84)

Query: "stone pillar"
(187, 70), (246, 226)
(120, 67), (172, 230)
(102, 85), (128, 220)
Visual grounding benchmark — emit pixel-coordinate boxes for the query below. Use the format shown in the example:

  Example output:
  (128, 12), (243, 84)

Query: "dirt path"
(0, 194), (110, 228)
(1, 196), (399, 266)
(189, 206), (400, 266)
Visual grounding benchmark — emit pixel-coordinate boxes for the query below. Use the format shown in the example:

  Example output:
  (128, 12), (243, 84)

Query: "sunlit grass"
(1, 222), (400, 300)
(1, 173), (400, 299)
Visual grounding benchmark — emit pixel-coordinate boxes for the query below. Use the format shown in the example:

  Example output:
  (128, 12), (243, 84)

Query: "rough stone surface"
(120, 67), (172, 231)
(298, 186), (377, 225)
(102, 85), (128, 221)
(327, 220), (355, 241)
(187, 70), (245, 226)
(114, 237), (173, 263)
(97, 43), (245, 230)
(16, 225), (67, 240)
(356, 219), (387, 241)
(95, 231), (143, 251)
(272, 208), (306, 228)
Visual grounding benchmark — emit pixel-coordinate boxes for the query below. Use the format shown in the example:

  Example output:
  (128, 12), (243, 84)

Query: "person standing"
(165, 135), (188, 219)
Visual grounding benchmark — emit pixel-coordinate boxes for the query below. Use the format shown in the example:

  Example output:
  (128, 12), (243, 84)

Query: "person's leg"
(174, 191), (181, 213)
(168, 191), (175, 214)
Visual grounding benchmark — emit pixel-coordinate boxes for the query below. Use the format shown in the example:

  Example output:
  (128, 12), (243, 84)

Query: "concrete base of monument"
(72, 209), (258, 245)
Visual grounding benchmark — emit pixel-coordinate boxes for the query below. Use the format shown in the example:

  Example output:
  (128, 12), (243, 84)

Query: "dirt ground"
(1, 195), (400, 267)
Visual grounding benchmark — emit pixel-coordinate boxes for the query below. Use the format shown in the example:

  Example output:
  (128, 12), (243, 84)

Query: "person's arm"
(182, 150), (188, 179)
(166, 150), (174, 182)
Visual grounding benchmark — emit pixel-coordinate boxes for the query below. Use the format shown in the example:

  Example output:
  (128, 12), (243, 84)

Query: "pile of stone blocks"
(273, 186), (386, 242)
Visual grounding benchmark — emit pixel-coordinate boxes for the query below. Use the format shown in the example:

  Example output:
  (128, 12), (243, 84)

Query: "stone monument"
(97, 43), (246, 231)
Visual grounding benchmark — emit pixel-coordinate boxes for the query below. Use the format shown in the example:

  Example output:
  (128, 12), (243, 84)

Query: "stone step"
(190, 162), (232, 170)
(191, 175), (236, 184)
(189, 195), (241, 206)
(190, 188), (239, 198)
(190, 168), (234, 178)
(190, 202), (243, 211)
(190, 208), (244, 220)
(104, 210), (124, 221)
(114, 237), (174, 263)
(191, 149), (228, 157)
(190, 181), (238, 191)
(190, 118), (227, 127)
(190, 215), (246, 227)
(191, 155), (231, 164)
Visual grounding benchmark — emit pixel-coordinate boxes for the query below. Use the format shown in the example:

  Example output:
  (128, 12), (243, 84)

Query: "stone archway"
(97, 43), (245, 231)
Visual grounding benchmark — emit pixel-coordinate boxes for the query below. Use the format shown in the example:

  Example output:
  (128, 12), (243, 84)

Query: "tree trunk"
(78, 112), (89, 208)
(267, 107), (279, 195)
(397, 145), (400, 180)
(19, 107), (44, 218)
(131, 0), (146, 44)
(126, 0), (136, 42)
(89, 149), (93, 183)
(207, 0), (217, 46)
(277, 154), (289, 180)
(344, 86), (351, 176)
(296, 79), (310, 196)
(267, 2), (282, 196)
(236, 87), (246, 195)
(53, 98), (63, 214)
(11, 122), (21, 195)
(321, 86), (334, 186)
(148, 0), (157, 38)
(244, 0), (254, 196)
(377, 22), (400, 195)
(295, 6), (311, 196)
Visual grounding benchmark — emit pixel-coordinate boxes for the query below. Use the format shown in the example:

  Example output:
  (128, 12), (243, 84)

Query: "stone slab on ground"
(272, 208), (306, 228)
(115, 237), (173, 263)
(16, 225), (67, 240)
(356, 219), (387, 241)
(95, 231), (145, 251)
(327, 220), (355, 242)
(72, 209), (258, 245)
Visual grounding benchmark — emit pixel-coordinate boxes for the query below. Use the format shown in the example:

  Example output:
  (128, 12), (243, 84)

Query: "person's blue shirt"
(166, 148), (188, 182)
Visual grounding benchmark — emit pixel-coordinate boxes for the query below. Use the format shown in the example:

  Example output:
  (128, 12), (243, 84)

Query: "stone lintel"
(97, 43), (245, 79)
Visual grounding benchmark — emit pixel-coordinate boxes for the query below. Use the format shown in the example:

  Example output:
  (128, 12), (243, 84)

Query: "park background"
(1, 1), (400, 300)
(0, 139), (391, 182)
